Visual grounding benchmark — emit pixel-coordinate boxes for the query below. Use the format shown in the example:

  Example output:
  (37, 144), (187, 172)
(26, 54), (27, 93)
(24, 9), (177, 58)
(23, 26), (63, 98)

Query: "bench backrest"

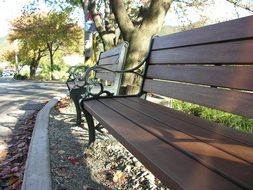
(96, 42), (128, 94)
(143, 16), (253, 118)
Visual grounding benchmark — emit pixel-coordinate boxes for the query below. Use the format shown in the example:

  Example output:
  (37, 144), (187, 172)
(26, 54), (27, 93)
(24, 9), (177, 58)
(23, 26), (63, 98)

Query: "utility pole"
(80, 0), (87, 64)
(13, 40), (19, 74)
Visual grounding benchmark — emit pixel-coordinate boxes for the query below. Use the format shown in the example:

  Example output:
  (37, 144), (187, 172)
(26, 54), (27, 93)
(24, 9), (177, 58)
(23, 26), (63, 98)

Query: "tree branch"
(226, 0), (253, 12)
(109, 0), (135, 41)
(88, 0), (107, 40)
(140, 0), (174, 33)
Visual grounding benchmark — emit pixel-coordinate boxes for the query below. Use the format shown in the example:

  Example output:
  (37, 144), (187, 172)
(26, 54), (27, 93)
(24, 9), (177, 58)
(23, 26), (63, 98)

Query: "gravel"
(48, 101), (169, 190)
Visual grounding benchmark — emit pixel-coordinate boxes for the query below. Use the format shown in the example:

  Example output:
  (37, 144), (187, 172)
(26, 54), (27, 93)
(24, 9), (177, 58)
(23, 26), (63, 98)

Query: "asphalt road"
(0, 77), (67, 143)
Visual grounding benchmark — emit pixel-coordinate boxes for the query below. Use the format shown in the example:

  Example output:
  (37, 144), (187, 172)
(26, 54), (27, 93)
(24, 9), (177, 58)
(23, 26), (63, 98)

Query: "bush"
(172, 100), (253, 134)
(14, 73), (29, 80)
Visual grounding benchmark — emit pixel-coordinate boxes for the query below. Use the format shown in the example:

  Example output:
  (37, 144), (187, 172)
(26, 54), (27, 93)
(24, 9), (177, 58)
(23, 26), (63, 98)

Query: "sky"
(0, 0), (252, 38)
(0, 0), (31, 37)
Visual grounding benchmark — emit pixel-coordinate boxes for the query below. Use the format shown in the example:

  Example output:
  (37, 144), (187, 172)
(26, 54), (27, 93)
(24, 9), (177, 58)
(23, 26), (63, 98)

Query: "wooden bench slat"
(143, 79), (253, 118)
(95, 65), (117, 82)
(83, 99), (242, 190)
(100, 98), (253, 189)
(99, 44), (125, 58)
(98, 54), (119, 65)
(150, 39), (253, 64)
(96, 72), (115, 82)
(146, 65), (253, 91)
(152, 16), (253, 50)
(129, 97), (253, 146)
(116, 97), (253, 162)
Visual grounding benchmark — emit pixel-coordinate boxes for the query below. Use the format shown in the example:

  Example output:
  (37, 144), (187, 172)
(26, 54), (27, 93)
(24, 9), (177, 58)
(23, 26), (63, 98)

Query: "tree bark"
(29, 60), (38, 79)
(47, 42), (54, 80)
(110, 0), (174, 93)
(89, 0), (117, 51)
(29, 50), (43, 79)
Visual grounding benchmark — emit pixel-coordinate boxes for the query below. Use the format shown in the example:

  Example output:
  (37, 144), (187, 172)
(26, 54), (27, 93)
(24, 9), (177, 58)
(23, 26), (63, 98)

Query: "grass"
(171, 99), (253, 134)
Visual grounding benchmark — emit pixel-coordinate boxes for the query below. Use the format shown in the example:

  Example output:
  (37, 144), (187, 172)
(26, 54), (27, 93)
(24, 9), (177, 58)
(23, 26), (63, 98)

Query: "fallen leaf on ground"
(7, 176), (19, 186)
(17, 142), (26, 148)
(57, 150), (65, 155)
(54, 167), (67, 177)
(55, 97), (70, 109)
(0, 111), (40, 190)
(83, 185), (94, 190)
(0, 149), (7, 161)
(67, 156), (79, 166)
(113, 171), (125, 184)
(10, 167), (19, 173)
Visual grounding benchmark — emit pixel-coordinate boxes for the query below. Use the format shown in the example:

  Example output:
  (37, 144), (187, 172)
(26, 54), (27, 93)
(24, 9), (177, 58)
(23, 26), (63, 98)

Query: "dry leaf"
(10, 167), (19, 173)
(17, 142), (26, 148)
(57, 150), (65, 155)
(113, 171), (125, 184)
(83, 185), (94, 190)
(12, 179), (22, 189)
(54, 167), (67, 177)
(0, 149), (7, 161)
(55, 97), (70, 109)
(67, 156), (79, 166)
(7, 176), (19, 186)
(0, 110), (39, 190)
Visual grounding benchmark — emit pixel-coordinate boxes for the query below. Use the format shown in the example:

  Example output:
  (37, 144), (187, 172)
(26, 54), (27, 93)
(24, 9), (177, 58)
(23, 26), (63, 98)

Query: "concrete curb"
(22, 94), (66, 190)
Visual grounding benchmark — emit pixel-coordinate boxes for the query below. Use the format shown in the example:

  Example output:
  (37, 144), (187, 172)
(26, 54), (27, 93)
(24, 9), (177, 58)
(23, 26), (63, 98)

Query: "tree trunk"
(88, 0), (118, 51)
(120, 30), (152, 94)
(102, 33), (116, 51)
(49, 51), (54, 80)
(29, 60), (38, 80)
(47, 43), (54, 80)
(110, 0), (173, 94)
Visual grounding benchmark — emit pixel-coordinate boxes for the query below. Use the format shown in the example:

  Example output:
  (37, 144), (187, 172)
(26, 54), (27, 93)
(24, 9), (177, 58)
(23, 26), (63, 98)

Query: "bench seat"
(83, 96), (253, 189)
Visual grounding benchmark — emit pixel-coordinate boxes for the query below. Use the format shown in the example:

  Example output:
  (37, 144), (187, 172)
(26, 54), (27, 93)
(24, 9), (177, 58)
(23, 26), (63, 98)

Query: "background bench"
(80, 16), (253, 189)
(66, 42), (128, 125)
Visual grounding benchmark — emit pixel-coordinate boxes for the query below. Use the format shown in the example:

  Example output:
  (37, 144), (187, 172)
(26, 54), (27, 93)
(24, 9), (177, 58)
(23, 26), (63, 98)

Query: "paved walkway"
(0, 78), (66, 159)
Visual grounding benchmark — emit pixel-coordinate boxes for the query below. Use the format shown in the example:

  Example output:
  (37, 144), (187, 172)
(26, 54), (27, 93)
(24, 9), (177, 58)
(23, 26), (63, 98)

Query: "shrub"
(14, 73), (29, 80)
(172, 100), (253, 134)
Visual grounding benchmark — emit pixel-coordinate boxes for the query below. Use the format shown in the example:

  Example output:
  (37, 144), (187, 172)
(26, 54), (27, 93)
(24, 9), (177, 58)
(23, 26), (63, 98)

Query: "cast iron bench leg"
(70, 90), (83, 126)
(82, 109), (95, 145)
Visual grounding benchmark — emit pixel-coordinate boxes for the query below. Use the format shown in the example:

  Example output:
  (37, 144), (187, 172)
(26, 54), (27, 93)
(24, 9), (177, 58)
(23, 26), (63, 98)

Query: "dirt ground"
(48, 100), (168, 190)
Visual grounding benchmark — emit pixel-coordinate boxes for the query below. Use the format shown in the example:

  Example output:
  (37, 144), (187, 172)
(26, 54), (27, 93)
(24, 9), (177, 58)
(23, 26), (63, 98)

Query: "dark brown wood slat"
(146, 65), (253, 91)
(95, 72), (115, 82)
(149, 39), (253, 64)
(83, 100), (241, 190)
(143, 79), (253, 118)
(152, 16), (253, 50)
(101, 98), (253, 189)
(98, 55), (119, 65)
(115, 97), (253, 163)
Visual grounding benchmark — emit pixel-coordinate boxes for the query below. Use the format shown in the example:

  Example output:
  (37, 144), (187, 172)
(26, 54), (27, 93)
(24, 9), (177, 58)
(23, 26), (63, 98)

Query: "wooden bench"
(66, 42), (128, 125)
(80, 16), (253, 189)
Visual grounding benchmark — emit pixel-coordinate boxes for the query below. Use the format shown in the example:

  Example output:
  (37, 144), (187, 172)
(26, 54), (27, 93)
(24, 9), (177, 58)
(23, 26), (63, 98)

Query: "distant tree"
(2, 45), (45, 78)
(8, 14), (47, 78)
(9, 11), (82, 80)
(37, 11), (83, 80)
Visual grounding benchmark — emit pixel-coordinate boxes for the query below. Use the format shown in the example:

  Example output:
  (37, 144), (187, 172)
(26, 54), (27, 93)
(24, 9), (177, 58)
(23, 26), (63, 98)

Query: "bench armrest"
(67, 65), (88, 81)
(66, 65), (90, 90)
